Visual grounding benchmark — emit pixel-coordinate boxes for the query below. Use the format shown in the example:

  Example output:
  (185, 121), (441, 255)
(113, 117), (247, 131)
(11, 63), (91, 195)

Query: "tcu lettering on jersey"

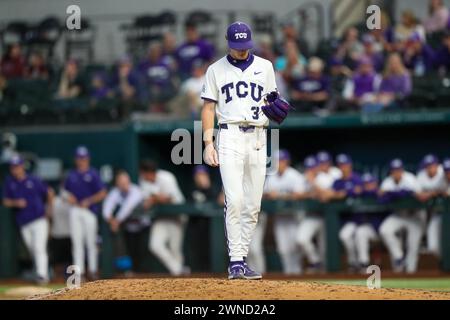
(221, 81), (263, 103)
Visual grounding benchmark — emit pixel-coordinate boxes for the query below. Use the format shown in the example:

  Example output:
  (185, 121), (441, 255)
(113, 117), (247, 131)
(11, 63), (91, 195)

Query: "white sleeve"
(200, 66), (219, 102)
(116, 186), (144, 223)
(159, 172), (185, 204)
(380, 178), (392, 192)
(266, 61), (277, 94)
(291, 171), (306, 193)
(406, 174), (421, 193)
(102, 189), (119, 220)
(342, 79), (354, 100)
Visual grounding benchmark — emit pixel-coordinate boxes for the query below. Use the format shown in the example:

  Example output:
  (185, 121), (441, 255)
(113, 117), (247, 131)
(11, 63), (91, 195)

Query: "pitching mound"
(33, 278), (450, 300)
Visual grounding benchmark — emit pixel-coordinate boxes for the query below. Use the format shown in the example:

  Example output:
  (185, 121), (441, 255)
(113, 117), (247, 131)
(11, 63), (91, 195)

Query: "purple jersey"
(379, 73), (412, 97)
(352, 73), (378, 97)
(292, 75), (330, 93)
(434, 45), (450, 70)
(175, 39), (214, 75)
(64, 168), (105, 213)
(402, 45), (435, 72)
(332, 173), (363, 197)
(2, 174), (48, 226)
(138, 60), (172, 87)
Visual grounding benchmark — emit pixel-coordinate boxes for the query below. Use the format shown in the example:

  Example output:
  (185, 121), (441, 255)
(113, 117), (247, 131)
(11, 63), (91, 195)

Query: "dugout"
(1, 109), (450, 277)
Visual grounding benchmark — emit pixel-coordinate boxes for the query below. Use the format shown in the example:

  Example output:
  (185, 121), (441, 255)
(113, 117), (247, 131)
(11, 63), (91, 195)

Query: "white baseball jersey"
(380, 171), (422, 193)
(315, 167), (342, 189)
(264, 167), (306, 195)
(201, 54), (277, 126)
(416, 166), (447, 192)
(140, 170), (185, 204)
(102, 184), (143, 223)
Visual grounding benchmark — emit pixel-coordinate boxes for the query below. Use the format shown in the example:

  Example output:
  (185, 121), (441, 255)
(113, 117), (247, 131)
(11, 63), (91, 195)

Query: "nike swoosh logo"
(254, 71), (262, 75)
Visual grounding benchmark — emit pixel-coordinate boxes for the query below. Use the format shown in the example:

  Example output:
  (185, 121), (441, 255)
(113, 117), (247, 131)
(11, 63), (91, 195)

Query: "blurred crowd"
(2, 144), (450, 282)
(1, 0), (450, 122)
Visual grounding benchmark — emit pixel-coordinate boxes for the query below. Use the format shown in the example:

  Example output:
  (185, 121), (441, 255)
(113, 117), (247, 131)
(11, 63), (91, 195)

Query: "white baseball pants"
(427, 213), (442, 257)
(339, 222), (378, 266)
(20, 217), (49, 280)
(274, 215), (303, 274)
(217, 124), (267, 262)
(296, 215), (324, 265)
(69, 207), (98, 275)
(247, 212), (267, 273)
(379, 211), (424, 273)
(149, 218), (185, 275)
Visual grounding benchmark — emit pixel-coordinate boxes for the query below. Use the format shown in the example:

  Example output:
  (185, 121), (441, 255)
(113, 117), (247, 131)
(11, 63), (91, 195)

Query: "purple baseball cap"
(9, 155), (24, 166)
(226, 21), (253, 51)
(276, 149), (291, 161)
(443, 158), (450, 172)
(193, 165), (209, 175)
(336, 153), (352, 165)
(304, 155), (318, 169)
(422, 154), (439, 167)
(362, 173), (377, 183)
(316, 151), (331, 163)
(75, 145), (90, 158)
(390, 158), (404, 170)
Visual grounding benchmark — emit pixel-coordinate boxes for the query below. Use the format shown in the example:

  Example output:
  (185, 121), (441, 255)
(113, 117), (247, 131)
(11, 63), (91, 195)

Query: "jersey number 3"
(251, 106), (259, 120)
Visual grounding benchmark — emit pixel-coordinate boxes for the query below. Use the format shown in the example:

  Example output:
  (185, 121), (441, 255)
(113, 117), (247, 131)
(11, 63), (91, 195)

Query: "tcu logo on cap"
(235, 33), (247, 39)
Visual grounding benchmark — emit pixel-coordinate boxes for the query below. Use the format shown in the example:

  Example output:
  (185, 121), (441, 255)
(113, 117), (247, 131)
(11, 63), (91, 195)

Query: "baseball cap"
(390, 158), (404, 170)
(304, 155), (318, 169)
(362, 173), (377, 183)
(276, 149), (291, 161)
(316, 151), (331, 163)
(9, 154), (24, 166)
(336, 153), (352, 165)
(443, 158), (450, 172)
(226, 21), (253, 51)
(75, 145), (90, 158)
(193, 165), (209, 175)
(422, 154), (439, 167)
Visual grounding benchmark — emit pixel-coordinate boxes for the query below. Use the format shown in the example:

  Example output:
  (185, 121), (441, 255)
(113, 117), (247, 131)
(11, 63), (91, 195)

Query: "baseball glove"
(261, 91), (293, 124)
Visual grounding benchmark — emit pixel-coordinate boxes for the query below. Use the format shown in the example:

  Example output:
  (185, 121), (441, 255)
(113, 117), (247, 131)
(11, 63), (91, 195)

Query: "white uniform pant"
(427, 213), (442, 257)
(69, 207), (98, 275)
(149, 218), (185, 275)
(274, 214), (302, 274)
(218, 125), (267, 261)
(339, 222), (378, 266)
(247, 212), (267, 273)
(20, 217), (49, 280)
(296, 215), (325, 265)
(379, 211), (424, 273)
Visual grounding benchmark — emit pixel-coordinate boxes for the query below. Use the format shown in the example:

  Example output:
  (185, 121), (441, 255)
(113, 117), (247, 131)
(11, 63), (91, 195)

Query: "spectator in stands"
(375, 53), (412, 109)
(361, 34), (385, 72)
(64, 146), (106, 281)
(179, 59), (207, 119)
(0, 43), (26, 79)
(255, 35), (276, 63)
(139, 160), (189, 276)
(175, 21), (215, 80)
(416, 155), (447, 258)
(370, 11), (395, 53)
(25, 51), (49, 80)
(277, 21), (310, 58)
(139, 43), (174, 113)
(334, 27), (364, 70)
(161, 32), (178, 71)
(275, 40), (307, 83)
(103, 170), (144, 275)
(56, 59), (84, 99)
(342, 57), (381, 111)
(379, 158), (423, 273)
(2, 155), (54, 284)
(434, 31), (450, 74)
(424, 0), (449, 34)
(394, 10), (426, 45)
(290, 57), (331, 115)
(89, 72), (113, 107)
(401, 32), (436, 76)
(112, 56), (140, 116)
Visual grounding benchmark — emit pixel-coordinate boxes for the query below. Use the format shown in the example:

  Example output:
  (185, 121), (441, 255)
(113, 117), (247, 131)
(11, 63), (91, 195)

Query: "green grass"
(318, 278), (450, 292)
(0, 284), (64, 294)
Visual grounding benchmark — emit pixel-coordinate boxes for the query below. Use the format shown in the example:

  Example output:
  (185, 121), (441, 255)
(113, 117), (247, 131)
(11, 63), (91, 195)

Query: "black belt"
(219, 123), (266, 132)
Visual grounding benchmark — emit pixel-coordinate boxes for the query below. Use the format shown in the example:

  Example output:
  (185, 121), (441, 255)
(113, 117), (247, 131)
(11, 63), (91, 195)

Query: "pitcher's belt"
(219, 123), (267, 133)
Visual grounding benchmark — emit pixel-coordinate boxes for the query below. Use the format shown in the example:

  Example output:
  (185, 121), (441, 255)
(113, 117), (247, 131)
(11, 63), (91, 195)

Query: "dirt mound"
(34, 278), (450, 300)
